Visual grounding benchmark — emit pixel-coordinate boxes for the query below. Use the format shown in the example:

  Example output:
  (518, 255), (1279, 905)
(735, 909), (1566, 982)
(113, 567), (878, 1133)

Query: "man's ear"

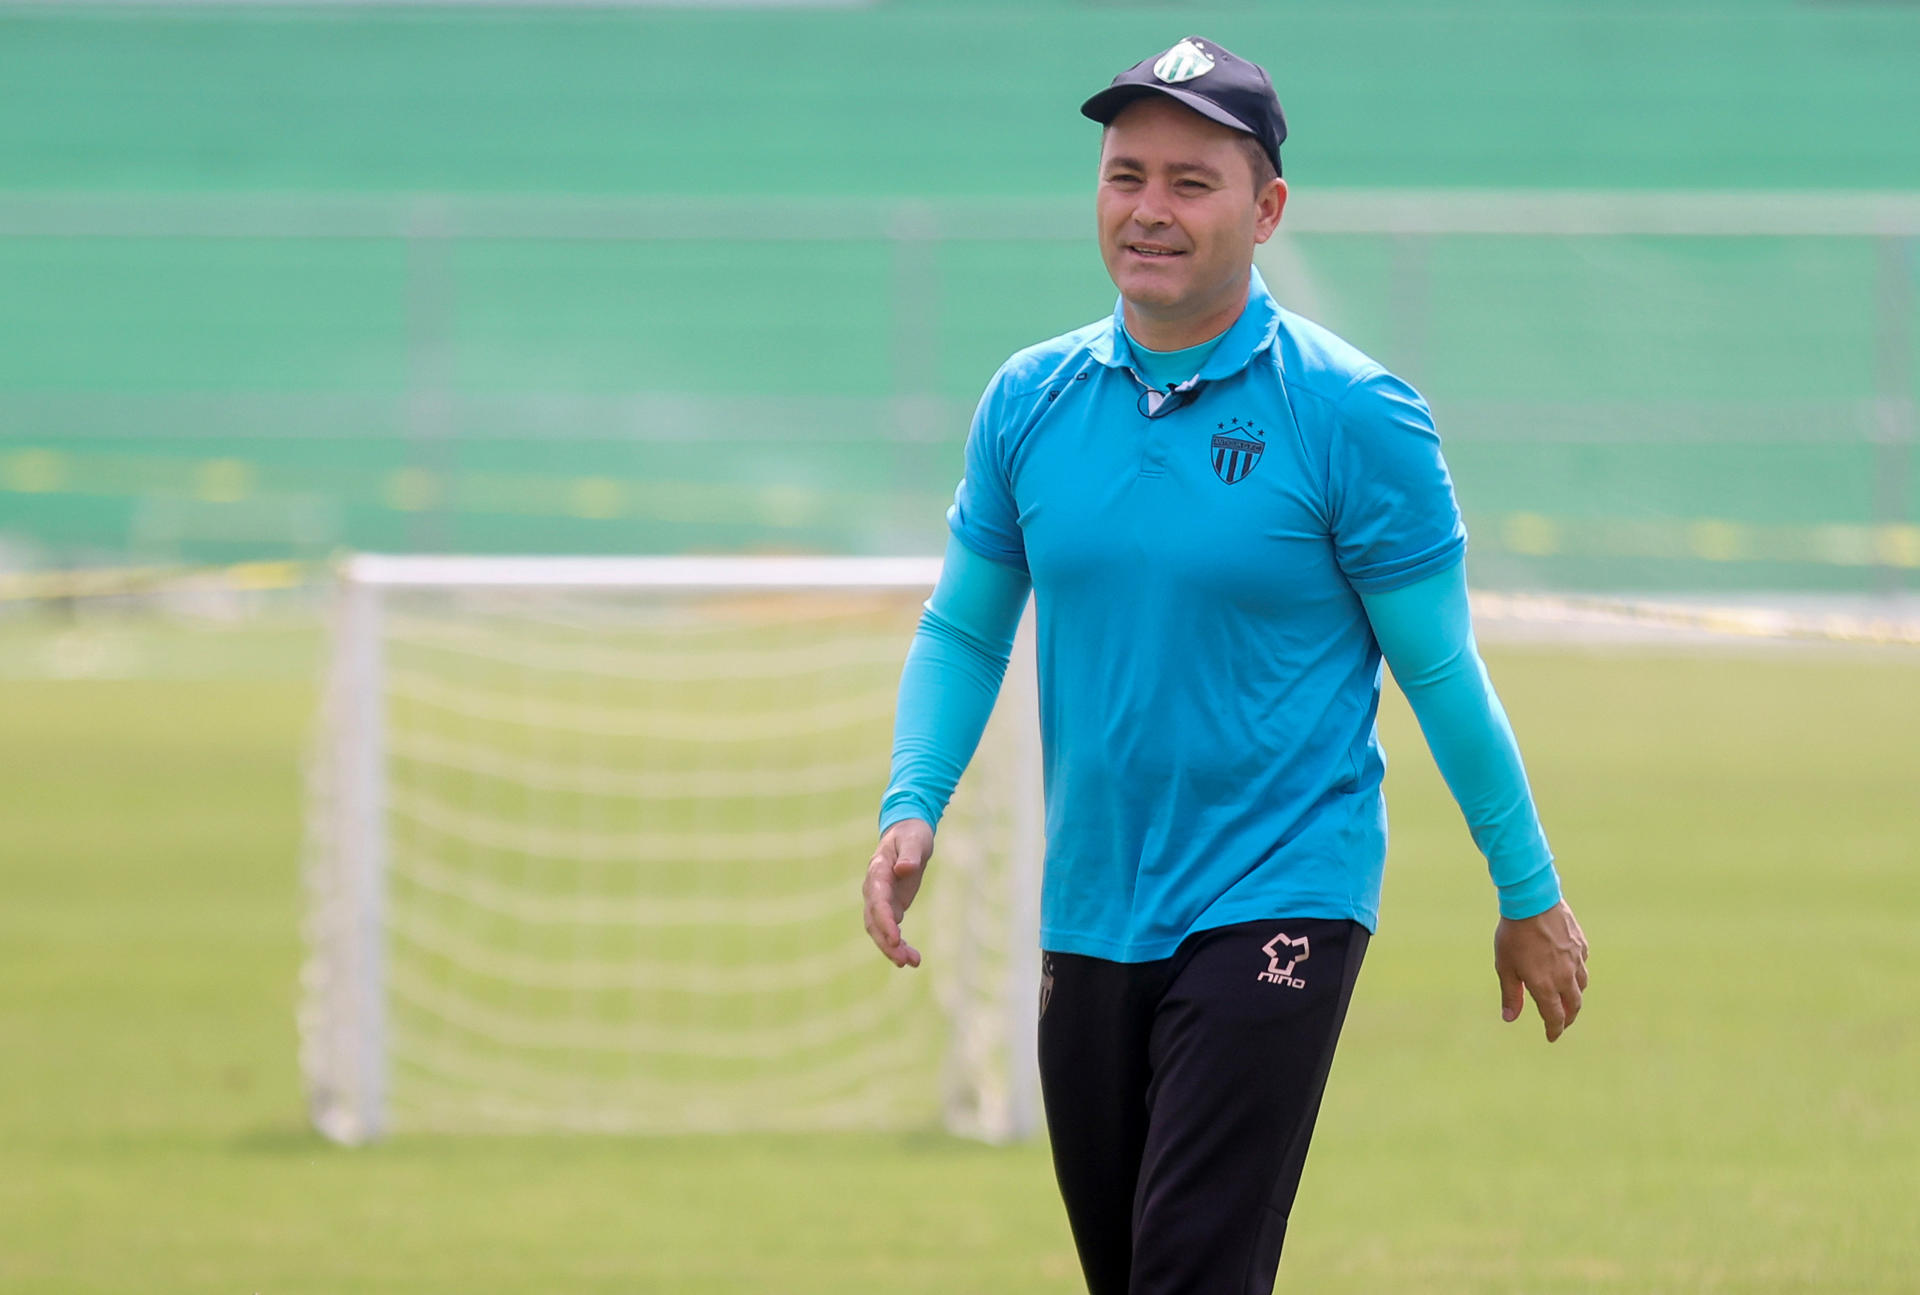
(1254, 178), (1288, 245)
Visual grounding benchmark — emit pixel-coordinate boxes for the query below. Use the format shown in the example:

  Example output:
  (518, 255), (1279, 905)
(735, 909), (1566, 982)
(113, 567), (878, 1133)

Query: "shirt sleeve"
(1359, 559), (1563, 920)
(878, 533), (1033, 835)
(945, 368), (1029, 572)
(1328, 367), (1468, 594)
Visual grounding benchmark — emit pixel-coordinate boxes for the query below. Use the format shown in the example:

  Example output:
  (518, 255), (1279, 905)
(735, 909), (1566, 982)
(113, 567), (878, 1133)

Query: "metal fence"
(2, 191), (1915, 591)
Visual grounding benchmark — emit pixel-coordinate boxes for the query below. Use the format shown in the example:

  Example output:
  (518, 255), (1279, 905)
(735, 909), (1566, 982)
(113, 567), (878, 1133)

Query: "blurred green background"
(3, 0), (1918, 590)
(4, 6), (1919, 1294)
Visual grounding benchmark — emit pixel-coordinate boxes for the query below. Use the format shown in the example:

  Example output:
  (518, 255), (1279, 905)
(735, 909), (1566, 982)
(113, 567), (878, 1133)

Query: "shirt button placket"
(1136, 378), (1171, 479)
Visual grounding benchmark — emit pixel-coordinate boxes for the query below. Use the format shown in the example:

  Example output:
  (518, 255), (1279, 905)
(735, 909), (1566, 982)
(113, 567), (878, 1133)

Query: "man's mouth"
(1126, 244), (1185, 259)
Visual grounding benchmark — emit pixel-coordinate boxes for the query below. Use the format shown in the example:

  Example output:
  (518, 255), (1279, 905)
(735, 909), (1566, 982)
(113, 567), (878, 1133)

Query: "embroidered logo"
(1211, 415), (1264, 484)
(1258, 932), (1309, 988)
(1039, 954), (1055, 1019)
(1154, 38), (1215, 84)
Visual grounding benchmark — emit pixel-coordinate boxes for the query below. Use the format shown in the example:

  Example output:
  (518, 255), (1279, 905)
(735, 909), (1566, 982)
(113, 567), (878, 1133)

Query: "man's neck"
(1121, 282), (1250, 353)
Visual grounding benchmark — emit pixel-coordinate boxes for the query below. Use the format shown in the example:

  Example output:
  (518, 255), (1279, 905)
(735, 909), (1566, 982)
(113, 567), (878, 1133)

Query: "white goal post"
(300, 554), (1044, 1144)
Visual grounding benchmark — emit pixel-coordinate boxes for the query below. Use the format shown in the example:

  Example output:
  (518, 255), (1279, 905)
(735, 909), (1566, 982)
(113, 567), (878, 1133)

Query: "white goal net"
(300, 555), (1042, 1144)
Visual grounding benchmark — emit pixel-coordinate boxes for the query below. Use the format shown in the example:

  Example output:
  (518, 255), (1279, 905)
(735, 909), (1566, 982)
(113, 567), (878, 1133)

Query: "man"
(861, 35), (1590, 1295)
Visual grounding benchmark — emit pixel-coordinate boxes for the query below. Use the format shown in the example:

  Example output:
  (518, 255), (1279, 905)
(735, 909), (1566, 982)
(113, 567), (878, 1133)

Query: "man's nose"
(1131, 210), (1170, 231)
(1130, 184), (1174, 228)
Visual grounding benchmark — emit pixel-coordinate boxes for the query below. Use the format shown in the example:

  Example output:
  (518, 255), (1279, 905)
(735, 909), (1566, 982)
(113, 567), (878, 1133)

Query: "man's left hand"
(1494, 900), (1589, 1043)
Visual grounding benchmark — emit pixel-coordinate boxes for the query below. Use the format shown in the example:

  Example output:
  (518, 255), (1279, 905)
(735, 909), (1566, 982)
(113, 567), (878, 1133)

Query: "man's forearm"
(1359, 561), (1562, 919)
(878, 534), (1032, 834)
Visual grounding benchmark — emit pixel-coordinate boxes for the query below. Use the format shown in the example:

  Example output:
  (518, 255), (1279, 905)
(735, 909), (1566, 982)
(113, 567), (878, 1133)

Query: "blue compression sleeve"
(1359, 562), (1564, 920)
(878, 535), (1032, 834)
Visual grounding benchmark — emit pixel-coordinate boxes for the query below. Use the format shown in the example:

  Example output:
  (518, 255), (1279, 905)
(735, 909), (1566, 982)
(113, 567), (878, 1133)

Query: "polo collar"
(1087, 265), (1284, 380)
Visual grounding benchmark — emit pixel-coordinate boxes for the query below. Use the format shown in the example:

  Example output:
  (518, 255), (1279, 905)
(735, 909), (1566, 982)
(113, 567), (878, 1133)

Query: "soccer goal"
(300, 554), (1043, 1144)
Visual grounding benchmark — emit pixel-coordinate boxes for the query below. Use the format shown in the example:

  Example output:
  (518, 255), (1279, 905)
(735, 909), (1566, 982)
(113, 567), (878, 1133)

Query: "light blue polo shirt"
(949, 267), (1468, 961)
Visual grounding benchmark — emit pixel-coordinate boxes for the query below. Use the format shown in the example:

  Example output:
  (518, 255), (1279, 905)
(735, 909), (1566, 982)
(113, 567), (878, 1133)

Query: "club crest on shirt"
(1210, 416), (1264, 485)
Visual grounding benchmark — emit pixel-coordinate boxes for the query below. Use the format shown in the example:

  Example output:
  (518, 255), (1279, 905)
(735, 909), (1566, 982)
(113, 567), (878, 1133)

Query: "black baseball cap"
(1080, 36), (1287, 177)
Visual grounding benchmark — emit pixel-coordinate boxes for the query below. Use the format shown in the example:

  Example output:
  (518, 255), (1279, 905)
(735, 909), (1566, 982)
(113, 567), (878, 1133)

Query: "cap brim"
(1079, 83), (1256, 140)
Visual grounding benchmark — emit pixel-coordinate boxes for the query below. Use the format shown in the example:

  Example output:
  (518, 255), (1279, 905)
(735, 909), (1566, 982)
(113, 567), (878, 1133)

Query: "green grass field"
(2, 621), (1916, 1293)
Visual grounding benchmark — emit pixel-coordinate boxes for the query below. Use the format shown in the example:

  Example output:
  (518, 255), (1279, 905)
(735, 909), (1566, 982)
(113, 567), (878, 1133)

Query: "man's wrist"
(1495, 860), (1563, 921)
(878, 797), (941, 837)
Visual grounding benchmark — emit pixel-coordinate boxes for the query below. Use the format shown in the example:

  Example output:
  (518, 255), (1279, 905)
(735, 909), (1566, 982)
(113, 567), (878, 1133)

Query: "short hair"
(1235, 134), (1280, 193)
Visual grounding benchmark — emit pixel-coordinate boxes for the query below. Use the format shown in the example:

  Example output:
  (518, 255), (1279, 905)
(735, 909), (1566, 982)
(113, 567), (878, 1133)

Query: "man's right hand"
(863, 818), (935, 968)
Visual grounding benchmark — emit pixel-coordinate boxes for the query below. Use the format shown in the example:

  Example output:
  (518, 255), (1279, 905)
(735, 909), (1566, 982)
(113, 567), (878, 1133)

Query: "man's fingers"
(862, 855), (904, 959)
(865, 889), (900, 946)
(885, 858), (923, 965)
(1556, 978), (1584, 1033)
(1531, 981), (1569, 1042)
(1498, 964), (1525, 1023)
(863, 848), (924, 969)
(864, 898), (918, 968)
(1553, 942), (1588, 1036)
(863, 821), (934, 970)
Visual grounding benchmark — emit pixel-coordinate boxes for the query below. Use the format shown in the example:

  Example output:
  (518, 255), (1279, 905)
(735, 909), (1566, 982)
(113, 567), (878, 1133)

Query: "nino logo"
(1258, 932), (1310, 988)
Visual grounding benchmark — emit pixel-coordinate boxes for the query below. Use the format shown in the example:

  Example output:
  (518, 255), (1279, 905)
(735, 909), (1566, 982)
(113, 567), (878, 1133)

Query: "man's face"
(1097, 96), (1285, 325)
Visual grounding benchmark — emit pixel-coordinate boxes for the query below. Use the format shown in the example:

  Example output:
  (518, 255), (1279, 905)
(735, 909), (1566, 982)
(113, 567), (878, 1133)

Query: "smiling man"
(861, 36), (1590, 1294)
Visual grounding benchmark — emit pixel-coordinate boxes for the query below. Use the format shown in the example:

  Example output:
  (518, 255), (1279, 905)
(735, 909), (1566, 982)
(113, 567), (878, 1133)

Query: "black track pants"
(1037, 917), (1369, 1295)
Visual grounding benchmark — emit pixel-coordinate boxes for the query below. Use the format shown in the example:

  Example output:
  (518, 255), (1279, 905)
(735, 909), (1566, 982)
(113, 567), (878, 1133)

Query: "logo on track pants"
(1257, 932), (1309, 988)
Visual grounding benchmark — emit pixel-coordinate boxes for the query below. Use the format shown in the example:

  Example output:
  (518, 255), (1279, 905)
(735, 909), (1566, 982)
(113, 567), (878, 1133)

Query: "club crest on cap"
(1153, 38), (1214, 85)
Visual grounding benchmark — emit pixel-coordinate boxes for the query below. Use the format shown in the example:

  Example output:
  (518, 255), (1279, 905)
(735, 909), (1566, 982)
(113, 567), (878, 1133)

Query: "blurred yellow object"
(0, 559), (312, 604)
